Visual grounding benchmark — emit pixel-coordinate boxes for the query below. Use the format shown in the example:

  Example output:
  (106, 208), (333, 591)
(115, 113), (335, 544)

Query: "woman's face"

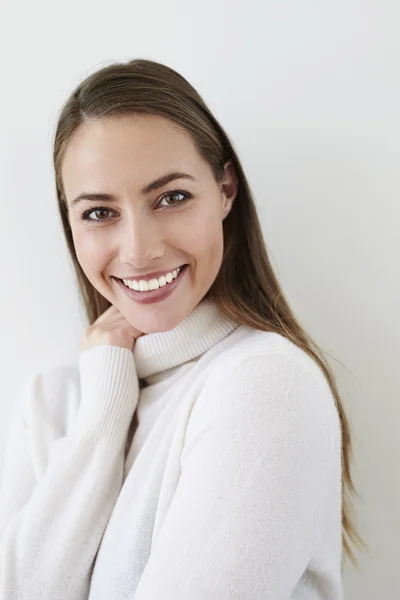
(61, 114), (237, 333)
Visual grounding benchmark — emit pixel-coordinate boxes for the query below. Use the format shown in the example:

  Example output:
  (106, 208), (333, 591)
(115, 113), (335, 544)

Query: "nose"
(119, 213), (164, 266)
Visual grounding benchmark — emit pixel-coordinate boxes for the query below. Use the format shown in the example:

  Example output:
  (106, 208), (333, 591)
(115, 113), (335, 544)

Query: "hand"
(80, 305), (145, 352)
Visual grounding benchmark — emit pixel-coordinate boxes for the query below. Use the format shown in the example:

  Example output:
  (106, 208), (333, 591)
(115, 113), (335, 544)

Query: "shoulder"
(183, 329), (342, 509)
(210, 326), (332, 392)
(190, 326), (341, 452)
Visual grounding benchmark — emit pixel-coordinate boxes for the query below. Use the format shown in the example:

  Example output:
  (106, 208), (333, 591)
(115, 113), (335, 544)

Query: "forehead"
(61, 114), (204, 199)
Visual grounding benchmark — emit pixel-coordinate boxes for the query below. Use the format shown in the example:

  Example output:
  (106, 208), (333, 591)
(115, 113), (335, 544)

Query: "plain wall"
(1, 1), (399, 597)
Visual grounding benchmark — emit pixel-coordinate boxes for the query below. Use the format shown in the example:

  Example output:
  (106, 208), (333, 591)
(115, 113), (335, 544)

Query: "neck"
(133, 298), (239, 386)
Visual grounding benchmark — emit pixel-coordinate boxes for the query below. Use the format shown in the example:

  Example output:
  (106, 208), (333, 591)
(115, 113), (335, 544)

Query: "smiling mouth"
(118, 265), (186, 292)
(113, 263), (189, 296)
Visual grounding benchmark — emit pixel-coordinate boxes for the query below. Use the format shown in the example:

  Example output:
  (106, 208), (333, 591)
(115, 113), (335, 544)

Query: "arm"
(133, 352), (340, 600)
(0, 345), (139, 600)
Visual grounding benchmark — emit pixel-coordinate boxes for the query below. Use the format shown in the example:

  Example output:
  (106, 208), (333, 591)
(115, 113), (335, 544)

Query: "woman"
(0, 59), (364, 599)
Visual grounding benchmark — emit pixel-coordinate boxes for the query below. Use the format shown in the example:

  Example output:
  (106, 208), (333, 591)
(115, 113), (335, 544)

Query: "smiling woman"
(60, 111), (237, 334)
(0, 58), (365, 600)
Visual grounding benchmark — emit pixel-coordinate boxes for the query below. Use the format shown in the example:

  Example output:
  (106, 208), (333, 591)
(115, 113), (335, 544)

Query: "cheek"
(72, 230), (111, 275)
(179, 209), (224, 266)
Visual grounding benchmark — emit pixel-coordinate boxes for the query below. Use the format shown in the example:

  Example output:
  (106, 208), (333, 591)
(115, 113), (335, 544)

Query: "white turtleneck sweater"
(0, 298), (343, 599)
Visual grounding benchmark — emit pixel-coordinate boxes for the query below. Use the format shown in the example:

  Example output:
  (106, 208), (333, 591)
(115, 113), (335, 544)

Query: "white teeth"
(122, 266), (183, 292)
(149, 278), (159, 291)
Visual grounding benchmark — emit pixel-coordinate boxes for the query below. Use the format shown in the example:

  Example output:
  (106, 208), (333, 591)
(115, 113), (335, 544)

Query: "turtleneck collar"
(133, 297), (239, 386)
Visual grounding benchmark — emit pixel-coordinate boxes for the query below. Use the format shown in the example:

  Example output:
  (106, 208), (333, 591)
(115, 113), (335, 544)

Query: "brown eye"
(82, 207), (114, 223)
(93, 209), (109, 219)
(158, 190), (192, 209)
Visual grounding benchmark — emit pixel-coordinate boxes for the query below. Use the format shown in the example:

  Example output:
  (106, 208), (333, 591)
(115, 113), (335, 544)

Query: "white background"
(0, 1), (399, 597)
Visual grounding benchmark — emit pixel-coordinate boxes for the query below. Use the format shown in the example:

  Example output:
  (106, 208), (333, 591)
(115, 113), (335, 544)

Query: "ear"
(219, 160), (238, 220)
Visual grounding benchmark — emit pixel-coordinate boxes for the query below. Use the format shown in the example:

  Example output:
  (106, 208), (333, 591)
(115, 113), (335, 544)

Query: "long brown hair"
(53, 58), (366, 567)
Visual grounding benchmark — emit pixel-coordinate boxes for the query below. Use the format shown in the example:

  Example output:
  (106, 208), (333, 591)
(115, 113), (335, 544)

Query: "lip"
(114, 264), (188, 305)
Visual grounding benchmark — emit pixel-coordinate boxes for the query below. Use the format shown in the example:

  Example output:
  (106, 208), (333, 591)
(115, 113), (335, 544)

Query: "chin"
(130, 303), (191, 335)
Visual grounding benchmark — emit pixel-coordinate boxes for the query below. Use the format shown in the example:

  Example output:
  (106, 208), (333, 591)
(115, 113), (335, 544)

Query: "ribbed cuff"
(75, 345), (139, 445)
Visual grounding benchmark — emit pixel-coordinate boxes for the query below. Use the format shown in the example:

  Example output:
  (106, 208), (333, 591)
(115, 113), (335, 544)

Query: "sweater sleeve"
(0, 345), (139, 600)
(133, 352), (341, 600)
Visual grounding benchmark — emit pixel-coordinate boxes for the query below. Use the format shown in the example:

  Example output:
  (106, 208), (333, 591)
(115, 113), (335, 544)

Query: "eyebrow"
(71, 172), (197, 205)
